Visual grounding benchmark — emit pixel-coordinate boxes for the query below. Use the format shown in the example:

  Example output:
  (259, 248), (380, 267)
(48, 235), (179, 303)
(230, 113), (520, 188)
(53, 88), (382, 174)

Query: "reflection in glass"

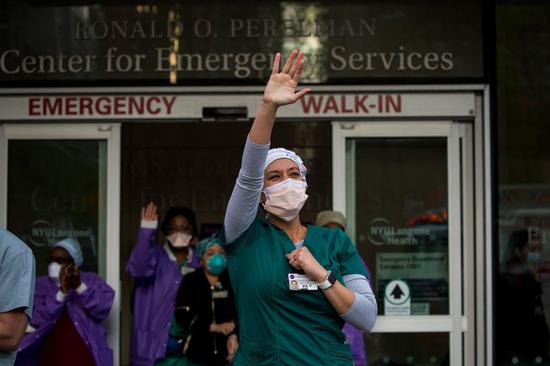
(496, 228), (550, 365)
(1, 0), (483, 85)
(347, 137), (449, 315)
(7, 140), (106, 277)
(496, 6), (550, 364)
(365, 332), (449, 366)
(280, 2), (329, 82)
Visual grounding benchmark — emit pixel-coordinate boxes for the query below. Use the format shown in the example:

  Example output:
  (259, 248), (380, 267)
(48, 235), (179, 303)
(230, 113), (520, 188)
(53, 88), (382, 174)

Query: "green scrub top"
(222, 217), (368, 366)
(154, 316), (187, 366)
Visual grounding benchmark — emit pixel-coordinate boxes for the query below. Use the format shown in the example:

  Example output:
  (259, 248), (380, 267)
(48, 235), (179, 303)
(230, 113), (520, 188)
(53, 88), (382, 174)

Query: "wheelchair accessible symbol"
(384, 280), (411, 315)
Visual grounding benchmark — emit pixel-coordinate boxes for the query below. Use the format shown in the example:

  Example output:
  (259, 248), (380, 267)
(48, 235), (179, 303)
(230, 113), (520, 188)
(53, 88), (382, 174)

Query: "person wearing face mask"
(159, 237), (238, 366)
(497, 229), (550, 364)
(15, 238), (114, 366)
(127, 203), (201, 366)
(221, 50), (377, 366)
(315, 210), (370, 366)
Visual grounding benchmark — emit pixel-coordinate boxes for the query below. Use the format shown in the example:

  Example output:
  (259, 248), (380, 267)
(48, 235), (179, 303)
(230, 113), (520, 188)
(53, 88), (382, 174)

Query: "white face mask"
(167, 232), (193, 248)
(262, 178), (308, 222)
(48, 262), (61, 282)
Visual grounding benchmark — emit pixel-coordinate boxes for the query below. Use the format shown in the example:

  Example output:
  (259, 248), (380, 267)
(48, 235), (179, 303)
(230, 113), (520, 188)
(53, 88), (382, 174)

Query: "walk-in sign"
(384, 280), (411, 315)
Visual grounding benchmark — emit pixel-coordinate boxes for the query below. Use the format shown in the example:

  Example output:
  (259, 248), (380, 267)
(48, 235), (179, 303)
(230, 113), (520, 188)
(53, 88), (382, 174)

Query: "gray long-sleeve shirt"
(224, 136), (377, 332)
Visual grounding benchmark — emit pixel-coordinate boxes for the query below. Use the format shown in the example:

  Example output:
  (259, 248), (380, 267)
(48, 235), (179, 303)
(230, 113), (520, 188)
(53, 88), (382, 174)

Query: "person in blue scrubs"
(0, 229), (35, 366)
(222, 50), (377, 366)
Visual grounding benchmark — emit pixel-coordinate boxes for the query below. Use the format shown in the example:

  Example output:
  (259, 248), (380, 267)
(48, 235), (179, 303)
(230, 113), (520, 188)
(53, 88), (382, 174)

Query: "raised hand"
(262, 50), (311, 107)
(60, 263), (82, 293)
(141, 202), (158, 221)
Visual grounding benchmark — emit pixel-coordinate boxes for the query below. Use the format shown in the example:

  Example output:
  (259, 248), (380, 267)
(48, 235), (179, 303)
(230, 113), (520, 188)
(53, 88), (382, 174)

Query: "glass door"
(333, 121), (474, 366)
(0, 124), (121, 365)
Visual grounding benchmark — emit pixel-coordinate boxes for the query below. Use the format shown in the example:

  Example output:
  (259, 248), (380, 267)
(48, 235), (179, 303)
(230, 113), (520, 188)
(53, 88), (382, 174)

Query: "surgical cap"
(265, 148), (307, 179)
(52, 238), (84, 266)
(198, 236), (224, 259)
(315, 210), (347, 230)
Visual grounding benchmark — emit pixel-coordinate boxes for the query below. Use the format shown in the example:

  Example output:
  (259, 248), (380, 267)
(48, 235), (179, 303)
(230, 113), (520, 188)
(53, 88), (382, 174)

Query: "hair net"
(265, 148), (307, 179)
(52, 238), (84, 266)
(198, 236), (224, 259)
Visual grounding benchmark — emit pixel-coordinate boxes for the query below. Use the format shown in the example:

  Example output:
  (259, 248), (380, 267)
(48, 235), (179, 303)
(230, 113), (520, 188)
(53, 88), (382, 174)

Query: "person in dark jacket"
(497, 228), (549, 364)
(174, 237), (238, 366)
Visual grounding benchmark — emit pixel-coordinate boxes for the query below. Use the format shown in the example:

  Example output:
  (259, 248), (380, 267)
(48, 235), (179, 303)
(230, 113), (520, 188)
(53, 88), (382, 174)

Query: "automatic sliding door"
(333, 122), (472, 366)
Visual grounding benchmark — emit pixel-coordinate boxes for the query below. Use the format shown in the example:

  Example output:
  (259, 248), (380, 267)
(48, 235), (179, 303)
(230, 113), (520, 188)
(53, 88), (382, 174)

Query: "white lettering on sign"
(299, 94), (402, 115)
(377, 252), (448, 280)
(331, 46), (454, 72)
(29, 219), (95, 250)
(0, 50), (97, 74)
(75, 20), (185, 40)
(0, 49), (455, 78)
(366, 217), (433, 246)
(27, 96), (177, 117)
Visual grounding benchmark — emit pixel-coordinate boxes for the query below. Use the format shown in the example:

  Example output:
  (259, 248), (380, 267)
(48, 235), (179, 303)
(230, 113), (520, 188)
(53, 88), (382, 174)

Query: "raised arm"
(126, 202), (161, 278)
(224, 51), (311, 244)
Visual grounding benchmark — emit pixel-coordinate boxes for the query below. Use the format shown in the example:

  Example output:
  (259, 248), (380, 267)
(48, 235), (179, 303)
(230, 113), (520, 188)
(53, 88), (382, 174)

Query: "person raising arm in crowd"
(221, 50), (377, 366)
(126, 204), (201, 366)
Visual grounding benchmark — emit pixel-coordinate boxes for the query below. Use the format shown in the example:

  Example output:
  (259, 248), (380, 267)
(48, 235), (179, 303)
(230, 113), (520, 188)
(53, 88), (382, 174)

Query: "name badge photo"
(288, 273), (318, 291)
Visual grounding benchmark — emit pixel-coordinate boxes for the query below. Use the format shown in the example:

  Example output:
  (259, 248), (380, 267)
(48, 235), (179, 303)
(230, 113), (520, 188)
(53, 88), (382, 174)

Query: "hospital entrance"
(0, 90), (487, 366)
(118, 120), (333, 364)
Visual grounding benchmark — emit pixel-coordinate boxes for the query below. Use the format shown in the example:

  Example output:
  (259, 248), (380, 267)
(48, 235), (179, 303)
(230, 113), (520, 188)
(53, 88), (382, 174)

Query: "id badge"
(288, 273), (318, 291)
(212, 290), (229, 299)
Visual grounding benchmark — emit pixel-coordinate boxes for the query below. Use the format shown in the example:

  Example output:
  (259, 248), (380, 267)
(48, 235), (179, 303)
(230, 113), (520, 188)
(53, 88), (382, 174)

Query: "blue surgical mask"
(527, 251), (542, 264)
(207, 253), (226, 276)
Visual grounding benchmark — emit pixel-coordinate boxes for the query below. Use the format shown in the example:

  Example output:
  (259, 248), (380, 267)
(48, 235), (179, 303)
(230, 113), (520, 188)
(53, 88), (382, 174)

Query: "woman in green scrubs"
(222, 50), (377, 366)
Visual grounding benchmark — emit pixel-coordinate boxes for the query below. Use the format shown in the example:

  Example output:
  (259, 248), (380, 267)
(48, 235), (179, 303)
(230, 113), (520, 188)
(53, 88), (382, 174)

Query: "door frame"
(332, 120), (476, 366)
(0, 123), (121, 365)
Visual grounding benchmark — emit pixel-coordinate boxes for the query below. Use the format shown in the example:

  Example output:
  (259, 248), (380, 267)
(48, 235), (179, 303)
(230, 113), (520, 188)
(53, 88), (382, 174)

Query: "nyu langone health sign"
(0, 1), (483, 85)
(0, 93), (475, 120)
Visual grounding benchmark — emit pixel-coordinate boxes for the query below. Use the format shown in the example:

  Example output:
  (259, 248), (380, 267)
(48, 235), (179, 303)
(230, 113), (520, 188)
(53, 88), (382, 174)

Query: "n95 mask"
(48, 262), (61, 282)
(167, 232), (192, 248)
(207, 253), (227, 276)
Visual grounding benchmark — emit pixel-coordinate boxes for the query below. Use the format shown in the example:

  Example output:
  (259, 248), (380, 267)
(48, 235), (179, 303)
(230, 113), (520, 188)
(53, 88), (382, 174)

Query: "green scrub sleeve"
(338, 231), (369, 278)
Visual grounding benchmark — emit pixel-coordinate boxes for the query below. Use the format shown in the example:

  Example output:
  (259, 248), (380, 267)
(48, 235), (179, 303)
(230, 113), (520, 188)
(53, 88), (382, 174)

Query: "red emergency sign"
(28, 96), (177, 117)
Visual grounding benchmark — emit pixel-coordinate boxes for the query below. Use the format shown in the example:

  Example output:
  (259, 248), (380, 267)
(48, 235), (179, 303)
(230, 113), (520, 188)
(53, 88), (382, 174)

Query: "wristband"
(318, 270), (337, 290)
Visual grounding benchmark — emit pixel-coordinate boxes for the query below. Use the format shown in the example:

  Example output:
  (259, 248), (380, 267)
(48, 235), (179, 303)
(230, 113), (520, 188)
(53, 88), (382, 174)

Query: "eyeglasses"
(166, 225), (193, 234)
(48, 256), (73, 265)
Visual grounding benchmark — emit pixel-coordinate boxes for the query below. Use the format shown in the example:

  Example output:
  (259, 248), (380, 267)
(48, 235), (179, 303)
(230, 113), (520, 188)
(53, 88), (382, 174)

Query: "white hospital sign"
(384, 280), (411, 316)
